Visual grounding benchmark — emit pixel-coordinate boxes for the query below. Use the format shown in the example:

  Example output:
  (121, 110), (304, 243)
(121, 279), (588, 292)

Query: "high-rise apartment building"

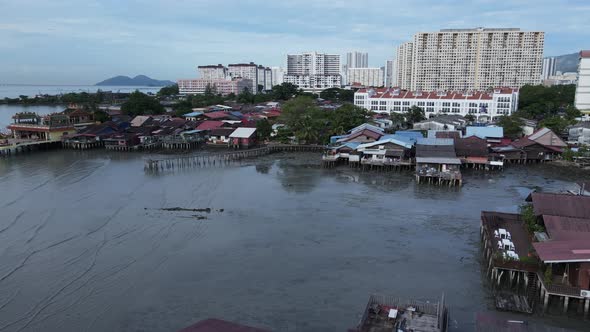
(575, 50), (590, 113)
(271, 67), (285, 86)
(385, 60), (395, 87)
(264, 67), (273, 91)
(346, 51), (368, 68)
(284, 52), (342, 91)
(227, 62), (259, 94)
(347, 68), (384, 87)
(541, 57), (557, 80)
(197, 64), (227, 80)
(395, 42), (414, 89)
(395, 28), (544, 91)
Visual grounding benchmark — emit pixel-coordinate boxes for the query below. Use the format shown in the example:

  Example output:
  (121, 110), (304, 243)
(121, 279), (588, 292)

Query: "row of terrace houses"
(354, 87), (519, 122)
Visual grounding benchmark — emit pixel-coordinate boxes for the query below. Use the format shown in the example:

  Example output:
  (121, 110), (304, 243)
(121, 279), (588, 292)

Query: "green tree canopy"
(157, 84), (179, 96)
(328, 104), (369, 135)
(407, 106), (426, 124)
(319, 88), (355, 103)
(256, 119), (272, 141)
(497, 115), (524, 139)
(517, 84), (576, 120)
(121, 91), (165, 117)
(271, 83), (298, 100)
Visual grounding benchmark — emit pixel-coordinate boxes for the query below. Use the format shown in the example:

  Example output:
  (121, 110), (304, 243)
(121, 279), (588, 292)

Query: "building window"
(394, 101), (401, 105)
(442, 102), (450, 107)
(417, 102), (425, 106)
(402, 101), (410, 106)
(371, 101), (378, 105)
(380, 101), (387, 105)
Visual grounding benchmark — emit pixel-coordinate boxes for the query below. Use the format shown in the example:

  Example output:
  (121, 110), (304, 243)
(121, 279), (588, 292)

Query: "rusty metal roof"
(531, 192), (590, 219)
(179, 319), (270, 332)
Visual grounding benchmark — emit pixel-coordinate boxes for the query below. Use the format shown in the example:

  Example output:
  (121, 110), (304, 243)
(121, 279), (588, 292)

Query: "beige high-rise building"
(395, 28), (544, 91)
(395, 42), (414, 89)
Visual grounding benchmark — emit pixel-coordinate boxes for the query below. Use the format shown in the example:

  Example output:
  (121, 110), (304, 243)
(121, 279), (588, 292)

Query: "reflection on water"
(0, 151), (586, 332)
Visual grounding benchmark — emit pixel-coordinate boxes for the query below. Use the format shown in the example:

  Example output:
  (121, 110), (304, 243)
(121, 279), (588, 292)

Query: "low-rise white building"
(354, 87), (519, 122)
(283, 74), (342, 91)
(347, 68), (384, 87)
(177, 78), (252, 96)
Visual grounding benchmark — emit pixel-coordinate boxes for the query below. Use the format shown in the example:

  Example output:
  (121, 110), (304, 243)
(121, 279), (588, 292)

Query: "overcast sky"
(1, 0), (589, 85)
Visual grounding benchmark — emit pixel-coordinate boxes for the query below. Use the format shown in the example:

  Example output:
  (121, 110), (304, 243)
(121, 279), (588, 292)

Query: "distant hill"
(551, 53), (579, 73)
(95, 75), (175, 86)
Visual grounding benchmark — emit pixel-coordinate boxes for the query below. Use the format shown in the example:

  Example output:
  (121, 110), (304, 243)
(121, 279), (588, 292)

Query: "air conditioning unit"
(581, 290), (590, 298)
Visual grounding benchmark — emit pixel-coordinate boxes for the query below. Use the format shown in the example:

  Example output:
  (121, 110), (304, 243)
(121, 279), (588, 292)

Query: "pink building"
(177, 78), (252, 96)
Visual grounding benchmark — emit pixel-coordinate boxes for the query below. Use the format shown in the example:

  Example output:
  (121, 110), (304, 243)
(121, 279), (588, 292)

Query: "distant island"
(95, 75), (175, 87)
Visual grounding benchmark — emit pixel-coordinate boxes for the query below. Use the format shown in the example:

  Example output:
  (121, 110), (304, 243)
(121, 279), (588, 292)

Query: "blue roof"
(182, 129), (203, 134)
(416, 138), (454, 146)
(229, 111), (244, 119)
(183, 111), (203, 117)
(466, 126), (503, 139)
(331, 142), (360, 150)
(394, 130), (424, 139)
(330, 134), (349, 144)
(357, 137), (414, 150)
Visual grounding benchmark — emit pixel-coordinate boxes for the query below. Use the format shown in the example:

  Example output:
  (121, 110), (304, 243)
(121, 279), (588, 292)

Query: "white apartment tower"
(227, 62), (259, 94)
(284, 52), (342, 91)
(542, 57), (557, 80)
(271, 67), (285, 86)
(264, 67), (273, 91)
(575, 50), (590, 113)
(346, 51), (368, 68)
(395, 28), (544, 91)
(198, 64), (227, 80)
(395, 42), (414, 89)
(385, 60), (395, 87)
(347, 68), (384, 87)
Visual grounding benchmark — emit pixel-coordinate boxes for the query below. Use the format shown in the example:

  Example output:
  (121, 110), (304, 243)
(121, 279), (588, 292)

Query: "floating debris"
(159, 207), (212, 213)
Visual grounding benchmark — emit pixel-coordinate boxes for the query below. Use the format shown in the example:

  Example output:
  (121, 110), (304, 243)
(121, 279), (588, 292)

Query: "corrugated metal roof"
(543, 215), (590, 241)
(183, 111), (204, 117)
(416, 143), (457, 158)
(179, 319), (270, 332)
(455, 136), (489, 157)
(357, 138), (413, 150)
(394, 131), (424, 139)
(416, 138), (454, 146)
(349, 123), (384, 134)
(229, 127), (256, 138)
(416, 157), (462, 164)
(533, 240), (590, 263)
(531, 192), (590, 219)
(466, 126), (503, 139)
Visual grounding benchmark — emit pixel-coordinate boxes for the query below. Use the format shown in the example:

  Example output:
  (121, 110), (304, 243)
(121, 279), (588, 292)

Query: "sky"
(1, 0), (589, 85)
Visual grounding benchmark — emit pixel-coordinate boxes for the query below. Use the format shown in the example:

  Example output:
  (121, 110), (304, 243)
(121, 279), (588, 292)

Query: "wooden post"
(584, 298), (589, 319)
(543, 293), (549, 313)
(563, 296), (569, 314)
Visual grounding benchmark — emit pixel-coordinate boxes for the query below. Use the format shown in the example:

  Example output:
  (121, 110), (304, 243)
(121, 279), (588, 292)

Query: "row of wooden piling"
(144, 144), (324, 173)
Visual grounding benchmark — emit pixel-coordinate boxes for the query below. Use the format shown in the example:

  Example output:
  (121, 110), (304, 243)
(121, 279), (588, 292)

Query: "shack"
(415, 138), (462, 186)
(229, 127), (257, 149)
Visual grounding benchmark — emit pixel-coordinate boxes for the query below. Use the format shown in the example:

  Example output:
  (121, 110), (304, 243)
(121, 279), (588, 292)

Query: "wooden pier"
(144, 144), (324, 173)
(0, 140), (62, 157)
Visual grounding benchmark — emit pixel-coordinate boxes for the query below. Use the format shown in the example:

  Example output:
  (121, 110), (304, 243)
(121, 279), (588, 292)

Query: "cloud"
(0, 0), (588, 84)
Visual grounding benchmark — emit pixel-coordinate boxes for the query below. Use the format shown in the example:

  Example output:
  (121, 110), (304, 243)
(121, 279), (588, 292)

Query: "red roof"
(581, 50), (590, 58)
(531, 192), (590, 219)
(340, 129), (383, 142)
(204, 111), (230, 120)
(533, 240), (590, 263)
(543, 215), (590, 241)
(196, 121), (224, 131)
(179, 319), (270, 332)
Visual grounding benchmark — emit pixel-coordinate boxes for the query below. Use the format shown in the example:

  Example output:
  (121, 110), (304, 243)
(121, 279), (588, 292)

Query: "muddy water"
(0, 150), (586, 331)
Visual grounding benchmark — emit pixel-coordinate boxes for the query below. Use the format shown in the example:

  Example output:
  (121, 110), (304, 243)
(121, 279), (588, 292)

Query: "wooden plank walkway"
(144, 144), (324, 173)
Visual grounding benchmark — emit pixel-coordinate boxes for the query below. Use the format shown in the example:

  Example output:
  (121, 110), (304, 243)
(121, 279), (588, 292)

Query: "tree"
(256, 119), (272, 141)
(257, 84), (264, 93)
(564, 105), (581, 121)
(497, 115), (524, 139)
(319, 88), (354, 103)
(406, 106), (425, 124)
(328, 104), (369, 135)
(157, 84), (179, 96)
(237, 88), (254, 104)
(390, 112), (406, 130)
(93, 110), (110, 123)
(280, 96), (327, 144)
(121, 91), (165, 116)
(204, 83), (216, 97)
(539, 116), (569, 134)
(272, 83), (298, 100)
